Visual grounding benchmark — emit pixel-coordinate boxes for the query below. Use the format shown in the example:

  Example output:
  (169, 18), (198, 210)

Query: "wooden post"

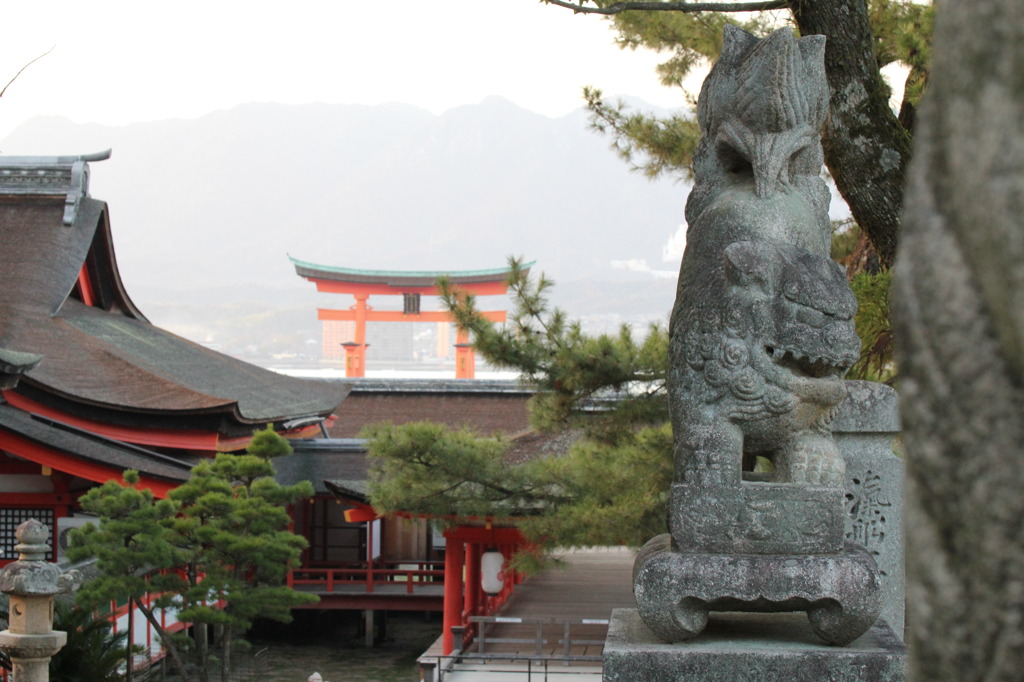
(464, 542), (481, 641)
(363, 610), (374, 648)
(347, 294), (370, 377)
(442, 534), (465, 655)
(454, 328), (475, 379)
(365, 520), (375, 593)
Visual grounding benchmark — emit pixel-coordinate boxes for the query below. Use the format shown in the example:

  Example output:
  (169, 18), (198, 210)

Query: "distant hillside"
(0, 99), (689, 361)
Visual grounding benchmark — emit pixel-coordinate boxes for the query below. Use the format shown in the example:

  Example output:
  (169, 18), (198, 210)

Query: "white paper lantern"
(481, 550), (505, 596)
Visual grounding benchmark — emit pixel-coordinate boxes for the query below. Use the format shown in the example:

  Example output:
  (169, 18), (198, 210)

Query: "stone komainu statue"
(669, 25), (861, 488)
(633, 25), (882, 650)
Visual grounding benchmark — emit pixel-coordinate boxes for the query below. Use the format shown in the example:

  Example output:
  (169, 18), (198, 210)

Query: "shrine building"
(0, 150), (347, 558)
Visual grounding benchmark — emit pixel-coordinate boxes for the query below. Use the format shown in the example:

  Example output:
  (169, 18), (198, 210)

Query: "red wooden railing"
(289, 560), (445, 594)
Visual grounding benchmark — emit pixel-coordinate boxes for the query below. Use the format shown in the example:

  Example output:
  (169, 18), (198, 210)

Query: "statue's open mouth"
(765, 345), (844, 379)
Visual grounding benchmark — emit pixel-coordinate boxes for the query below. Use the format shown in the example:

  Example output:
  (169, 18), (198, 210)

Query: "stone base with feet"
(634, 536), (882, 646)
(603, 609), (905, 682)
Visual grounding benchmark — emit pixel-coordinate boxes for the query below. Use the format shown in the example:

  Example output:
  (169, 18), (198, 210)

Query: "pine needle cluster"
(367, 259), (673, 559)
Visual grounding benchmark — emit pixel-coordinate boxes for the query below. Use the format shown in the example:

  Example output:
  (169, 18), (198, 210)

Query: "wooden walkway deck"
(471, 546), (635, 660)
(500, 546), (635, 620)
(420, 547), (636, 680)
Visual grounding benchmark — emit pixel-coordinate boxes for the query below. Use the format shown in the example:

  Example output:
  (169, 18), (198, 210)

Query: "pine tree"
(546, 0), (933, 269)
(559, 1), (926, 374)
(69, 472), (192, 679)
(367, 259), (674, 557)
(168, 437), (316, 682)
(69, 427), (315, 682)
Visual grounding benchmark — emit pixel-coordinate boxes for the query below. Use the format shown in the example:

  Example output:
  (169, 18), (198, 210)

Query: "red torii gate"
(291, 257), (530, 378)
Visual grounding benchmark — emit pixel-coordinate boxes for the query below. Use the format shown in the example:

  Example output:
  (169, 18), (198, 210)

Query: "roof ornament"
(0, 348), (43, 391)
(0, 149), (111, 226)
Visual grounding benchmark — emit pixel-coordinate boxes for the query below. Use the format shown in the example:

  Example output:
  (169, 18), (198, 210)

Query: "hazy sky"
(0, 0), (687, 140)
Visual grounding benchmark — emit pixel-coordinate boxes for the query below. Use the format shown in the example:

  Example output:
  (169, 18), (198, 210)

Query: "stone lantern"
(0, 519), (80, 682)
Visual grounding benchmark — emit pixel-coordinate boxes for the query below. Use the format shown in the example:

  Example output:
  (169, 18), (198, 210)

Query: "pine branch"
(0, 47), (54, 99)
(584, 87), (700, 179)
(544, 0), (790, 15)
(418, 476), (571, 506)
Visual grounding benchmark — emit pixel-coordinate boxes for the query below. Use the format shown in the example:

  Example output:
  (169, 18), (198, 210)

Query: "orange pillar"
(342, 343), (361, 377)
(442, 534), (465, 655)
(454, 328), (475, 379)
(346, 294), (370, 377)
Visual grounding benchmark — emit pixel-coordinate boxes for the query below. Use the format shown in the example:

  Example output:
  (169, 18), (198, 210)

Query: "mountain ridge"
(0, 98), (687, 361)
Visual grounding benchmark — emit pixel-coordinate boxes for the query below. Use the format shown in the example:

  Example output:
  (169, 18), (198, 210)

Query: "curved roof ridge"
(288, 255), (534, 280)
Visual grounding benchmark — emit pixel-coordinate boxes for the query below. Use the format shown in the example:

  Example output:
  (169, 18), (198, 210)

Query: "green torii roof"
(289, 256), (534, 288)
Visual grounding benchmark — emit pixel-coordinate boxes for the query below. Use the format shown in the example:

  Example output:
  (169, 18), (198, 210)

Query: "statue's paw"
(781, 433), (845, 485)
(804, 459), (845, 486)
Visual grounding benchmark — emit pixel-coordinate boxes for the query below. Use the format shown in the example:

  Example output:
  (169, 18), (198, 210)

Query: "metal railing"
(430, 653), (603, 681)
(470, 616), (608, 664)
(419, 617), (609, 681)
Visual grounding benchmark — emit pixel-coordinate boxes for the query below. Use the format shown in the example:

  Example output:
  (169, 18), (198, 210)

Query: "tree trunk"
(125, 598), (134, 682)
(189, 562), (210, 680)
(220, 622), (234, 682)
(196, 622), (210, 682)
(136, 601), (193, 682)
(895, 0), (1024, 679)
(792, 0), (911, 268)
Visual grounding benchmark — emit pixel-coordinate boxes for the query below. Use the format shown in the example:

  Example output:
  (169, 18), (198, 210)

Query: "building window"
(0, 508), (53, 560)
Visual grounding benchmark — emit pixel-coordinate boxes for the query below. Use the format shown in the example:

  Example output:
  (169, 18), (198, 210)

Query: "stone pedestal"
(634, 539), (881, 646)
(834, 380), (904, 637)
(603, 609), (906, 682)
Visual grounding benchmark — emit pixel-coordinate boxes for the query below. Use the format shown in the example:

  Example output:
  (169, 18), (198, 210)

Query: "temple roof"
(0, 153), (347, 442)
(0, 403), (193, 490)
(289, 256), (533, 289)
(328, 379), (532, 438)
(274, 438), (368, 495)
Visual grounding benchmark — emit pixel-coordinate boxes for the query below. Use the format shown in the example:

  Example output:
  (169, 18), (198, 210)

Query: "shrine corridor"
(420, 546), (635, 681)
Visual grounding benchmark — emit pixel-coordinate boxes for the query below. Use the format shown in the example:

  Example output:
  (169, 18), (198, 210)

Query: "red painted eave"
(0, 429), (178, 498)
(4, 391), (231, 451)
(2, 391), (327, 452)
